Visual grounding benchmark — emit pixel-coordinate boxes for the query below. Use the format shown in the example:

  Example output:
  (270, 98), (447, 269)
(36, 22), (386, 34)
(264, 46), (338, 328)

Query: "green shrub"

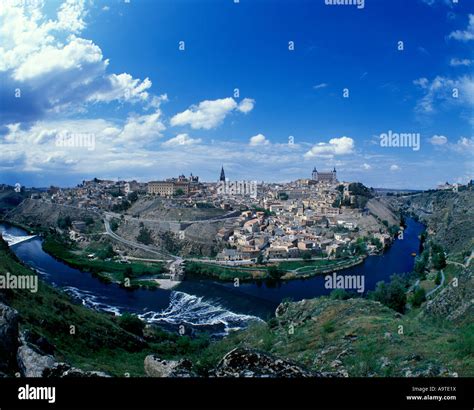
(117, 313), (145, 336)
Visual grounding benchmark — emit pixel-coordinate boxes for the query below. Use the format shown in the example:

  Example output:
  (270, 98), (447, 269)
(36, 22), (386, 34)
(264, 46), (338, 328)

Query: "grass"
(186, 256), (363, 282)
(197, 296), (474, 377)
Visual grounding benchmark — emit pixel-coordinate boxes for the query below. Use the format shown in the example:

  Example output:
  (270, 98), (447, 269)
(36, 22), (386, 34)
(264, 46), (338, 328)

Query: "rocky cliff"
(394, 190), (474, 255)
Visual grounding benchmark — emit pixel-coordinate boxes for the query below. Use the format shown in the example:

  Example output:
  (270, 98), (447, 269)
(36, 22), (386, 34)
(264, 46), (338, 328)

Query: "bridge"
(1, 233), (37, 247)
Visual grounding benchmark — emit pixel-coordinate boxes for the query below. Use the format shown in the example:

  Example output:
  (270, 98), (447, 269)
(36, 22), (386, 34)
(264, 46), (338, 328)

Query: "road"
(426, 270), (445, 298)
(104, 210), (240, 225)
(103, 216), (177, 260)
(446, 251), (473, 269)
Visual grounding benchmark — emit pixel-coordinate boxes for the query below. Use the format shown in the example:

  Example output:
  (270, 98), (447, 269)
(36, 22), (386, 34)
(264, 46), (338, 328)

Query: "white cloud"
(237, 98), (255, 113)
(413, 75), (474, 114)
(413, 78), (429, 88)
(430, 135), (448, 145)
(304, 137), (354, 158)
(313, 83), (328, 90)
(170, 97), (254, 130)
(362, 163), (372, 170)
(450, 58), (472, 67)
(162, 133), (202, 147)
(452, 137), (474, 153)
(449, 14), (474, 42)
(0, 1), (159, 126)
(249, 134), (269, 146)
(117, 110), (166, 145)
(390, 164), (400, 171)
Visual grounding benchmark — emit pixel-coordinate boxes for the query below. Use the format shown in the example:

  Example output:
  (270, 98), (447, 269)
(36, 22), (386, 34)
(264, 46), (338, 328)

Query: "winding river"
(0, 218), (424, 336)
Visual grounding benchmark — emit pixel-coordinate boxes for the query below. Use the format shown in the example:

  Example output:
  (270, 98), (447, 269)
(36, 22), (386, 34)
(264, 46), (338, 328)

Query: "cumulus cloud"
(304, 137), (354, 158)
(430, 135), (448, 145)
(117, 110), (166, 145)
(362, 163), (372, 170)
(448, 14), (474, 42)
(170, 97), (254, 130)
(390, 164), (400, 171)
(237, 98), (255, 113)
(162, 133), (202, 147)
(452, 137), (474, 153)
(0, 1), (158, 126)
(249, 133), (269, 146)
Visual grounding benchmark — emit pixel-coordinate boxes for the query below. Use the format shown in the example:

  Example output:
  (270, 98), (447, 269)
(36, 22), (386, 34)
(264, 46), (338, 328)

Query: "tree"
(302, 251), (312, 261)
(57, 215), (72, 229)
(267, 265), (283, 280)
(137, 227), (153, 245)
(84, 216), (95, 226)
(174, 188), (185, 196)
(110, 219), (119, 232)
(96, 244), (115, 260)
(410, 287), (426, 308)
(350, 238), (367, 256)
(432, 250), (446, 270)
(369, 275), (407, 313)
(127, 191), (138, 203)
(330, 289), (351, 300)
(256, 253), (265, 265)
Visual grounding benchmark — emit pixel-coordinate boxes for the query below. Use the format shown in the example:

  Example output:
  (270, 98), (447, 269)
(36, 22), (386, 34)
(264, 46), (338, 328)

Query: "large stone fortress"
(312, 166), (337, 184)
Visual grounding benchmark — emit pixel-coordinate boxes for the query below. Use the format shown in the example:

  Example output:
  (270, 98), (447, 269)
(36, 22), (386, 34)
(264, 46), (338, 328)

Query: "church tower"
(219, 166), (226, 182)
(312, 166), (318, 181)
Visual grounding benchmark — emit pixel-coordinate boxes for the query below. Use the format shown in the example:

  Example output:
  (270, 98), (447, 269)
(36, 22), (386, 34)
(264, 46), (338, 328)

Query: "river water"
(0, 218), (424, 335)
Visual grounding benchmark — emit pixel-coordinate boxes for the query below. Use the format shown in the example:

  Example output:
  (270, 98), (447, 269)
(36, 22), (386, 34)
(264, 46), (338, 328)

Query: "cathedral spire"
(219, 165), (226, 182)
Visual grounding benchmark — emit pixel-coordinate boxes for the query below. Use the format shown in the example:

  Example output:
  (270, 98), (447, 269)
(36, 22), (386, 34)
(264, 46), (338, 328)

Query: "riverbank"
(185, 255), (366, 282)
(42, 235), (164, 290)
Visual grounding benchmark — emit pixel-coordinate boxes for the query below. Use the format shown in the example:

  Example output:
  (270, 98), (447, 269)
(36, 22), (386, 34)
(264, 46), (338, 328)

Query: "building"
(220, 166), (226, 182)
(312, 166), (338, 184)
(148, 181), (189, 196)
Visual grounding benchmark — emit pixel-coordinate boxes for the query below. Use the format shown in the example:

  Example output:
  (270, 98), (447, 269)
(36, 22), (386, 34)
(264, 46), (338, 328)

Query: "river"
(0, 218), (424, 336)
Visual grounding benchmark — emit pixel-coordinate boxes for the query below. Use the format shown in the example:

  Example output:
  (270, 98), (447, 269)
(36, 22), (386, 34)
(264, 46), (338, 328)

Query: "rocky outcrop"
(17, 344), (57, 377)
(43, 363), (110, 378)
(423, 272), (473, 321)
(144, 356), (195, 377)
(394, 190), (474, 254)
(0, 302), (19, 373)
(17, 344), (110, 378)
(210, 348), (338, 378)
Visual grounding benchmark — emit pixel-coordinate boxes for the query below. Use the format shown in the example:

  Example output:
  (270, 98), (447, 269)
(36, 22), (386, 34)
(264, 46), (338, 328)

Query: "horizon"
(1, 0), (473, 190)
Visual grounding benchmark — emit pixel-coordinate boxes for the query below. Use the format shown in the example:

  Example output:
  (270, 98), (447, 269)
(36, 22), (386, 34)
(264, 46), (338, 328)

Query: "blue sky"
(0, 0), (473, 189)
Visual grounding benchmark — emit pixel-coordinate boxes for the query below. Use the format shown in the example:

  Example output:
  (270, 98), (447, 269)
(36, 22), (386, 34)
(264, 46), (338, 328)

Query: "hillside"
(392, 189), (474, 256)
(197, 281), (473, 377)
